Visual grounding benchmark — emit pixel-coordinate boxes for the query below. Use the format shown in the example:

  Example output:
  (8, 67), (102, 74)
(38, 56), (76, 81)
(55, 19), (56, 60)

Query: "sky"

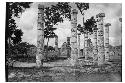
(14, 2), (122, 48)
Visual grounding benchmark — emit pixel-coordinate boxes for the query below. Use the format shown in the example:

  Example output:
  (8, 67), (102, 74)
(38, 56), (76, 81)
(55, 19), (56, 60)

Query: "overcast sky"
(14, 2), (122, 48)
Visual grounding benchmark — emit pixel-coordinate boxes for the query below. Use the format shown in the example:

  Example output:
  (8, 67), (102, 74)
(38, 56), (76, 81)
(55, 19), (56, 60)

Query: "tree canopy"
(75, 2), (89, 15)
(6, 2), (32, 46)
(77, 16), (97, 34)
(44, 2), (71, 39)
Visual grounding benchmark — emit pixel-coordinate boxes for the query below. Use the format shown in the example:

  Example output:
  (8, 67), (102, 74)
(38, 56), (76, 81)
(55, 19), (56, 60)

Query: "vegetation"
(77, 16), (97, 34)
(6, 3), (33, 81)
(6, 2), (32, 47)
(44, 2), (71, 56)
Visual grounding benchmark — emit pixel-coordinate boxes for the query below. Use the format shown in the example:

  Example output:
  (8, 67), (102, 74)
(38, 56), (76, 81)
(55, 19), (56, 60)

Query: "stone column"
(84, 30), (88, 60)
(96, 13), (105, 66)
(93, 27), (98, 62)
(104, 23), (111, 61)
(36, 4), (44, 67)
(78, 33), (81, 58)
(55, 36), (58, 51)
(67, 37), (71, 58)
(70, 9), (78, 66)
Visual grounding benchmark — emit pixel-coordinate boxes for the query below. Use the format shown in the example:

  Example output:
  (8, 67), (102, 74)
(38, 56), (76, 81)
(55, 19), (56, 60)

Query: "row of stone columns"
(68, 9), (111, 66)
(96, 13), (112, 65)
(36, 4), (111, 67)
(70, 10), (111, 66)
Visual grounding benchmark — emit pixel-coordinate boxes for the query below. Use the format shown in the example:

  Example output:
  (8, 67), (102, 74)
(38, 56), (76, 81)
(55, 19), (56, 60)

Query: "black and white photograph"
(5, 2), (122, 82)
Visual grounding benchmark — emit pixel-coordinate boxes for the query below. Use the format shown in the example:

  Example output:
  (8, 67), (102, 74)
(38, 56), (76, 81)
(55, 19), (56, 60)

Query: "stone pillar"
(93, 27), (98, 62)
(78, 33), (81, 58)
(70, 9), (78, 66)
(36, 4), (44, 67)
(104, 23), (111, 61)
(84, 30), (88, 60)
(55, 36), (58, 51)
(96, 13), (105, 66)
(67, 37), (71, 57)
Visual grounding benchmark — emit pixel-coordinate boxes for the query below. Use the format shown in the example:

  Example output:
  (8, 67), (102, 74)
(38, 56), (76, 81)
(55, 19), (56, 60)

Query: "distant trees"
(6, 3), (32, 78)
(10, 42), (36, 57)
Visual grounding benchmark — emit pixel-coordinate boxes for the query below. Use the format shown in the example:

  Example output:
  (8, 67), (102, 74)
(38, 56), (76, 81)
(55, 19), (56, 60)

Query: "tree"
(84, 16), (96, 60)
(6, 2), (32, 55)
(75, 3), (89, 16)
(77, 16), (97, 34)
(44, 27), (57, 57)
(5, 2), (32, 81)
(77, 16), (96, 59)
(43, 2), (71, 56)
(10, 42), (32, 57)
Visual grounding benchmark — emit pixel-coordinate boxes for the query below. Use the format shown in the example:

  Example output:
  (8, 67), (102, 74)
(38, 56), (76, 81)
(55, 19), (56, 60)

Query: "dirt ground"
(7, 65), (121, 82)
(6, 58), (122, 82)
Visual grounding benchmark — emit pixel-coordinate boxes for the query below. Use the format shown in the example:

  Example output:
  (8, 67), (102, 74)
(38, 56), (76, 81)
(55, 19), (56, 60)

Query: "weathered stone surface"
(70, 9), (78, 66)
(78, 33), (80, 58)
(96, 13), (105, 66)
(36, 4), (44, 67)
(60, 42), (67, 56)
(93, 28), (98, 61)
(104, 23), (111, 61)
(84, 32), (88, 60)
(67, 37), (71, 57)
